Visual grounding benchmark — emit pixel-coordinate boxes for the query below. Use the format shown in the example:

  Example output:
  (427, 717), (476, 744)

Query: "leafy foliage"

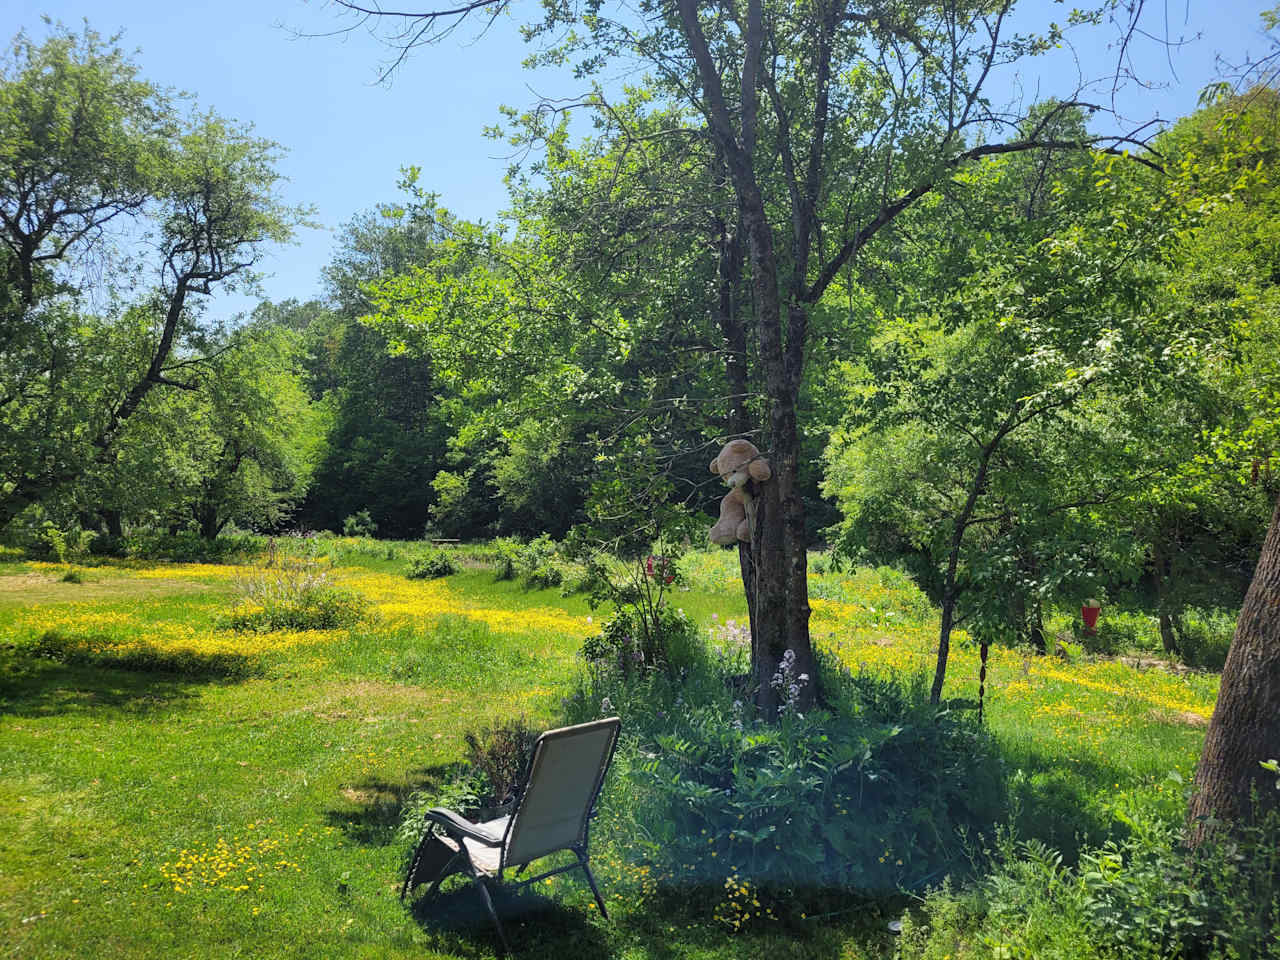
(221, 546), (368, 632)
(564, 632), (1004, 897)
(404, 549), (457, 580)
(900, 809), (1280, 960)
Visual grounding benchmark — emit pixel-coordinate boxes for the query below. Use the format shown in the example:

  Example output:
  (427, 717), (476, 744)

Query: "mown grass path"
(0, 551), (1217, 958)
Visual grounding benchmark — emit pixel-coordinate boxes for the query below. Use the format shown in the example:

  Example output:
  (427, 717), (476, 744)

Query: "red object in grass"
(1081, 605), (1101, 632)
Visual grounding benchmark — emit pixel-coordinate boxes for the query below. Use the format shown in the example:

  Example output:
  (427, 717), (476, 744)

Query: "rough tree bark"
(677, 0), (818, 714)
(1187, 493), (1280, 842)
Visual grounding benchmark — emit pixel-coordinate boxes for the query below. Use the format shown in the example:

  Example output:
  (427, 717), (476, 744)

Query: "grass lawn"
(0, 542), (1217, 958)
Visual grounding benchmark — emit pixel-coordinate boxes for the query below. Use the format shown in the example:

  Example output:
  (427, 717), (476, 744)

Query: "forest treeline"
(3, 23), (1278, 663)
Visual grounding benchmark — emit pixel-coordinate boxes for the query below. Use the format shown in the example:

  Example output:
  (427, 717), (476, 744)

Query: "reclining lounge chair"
(401, 716), (621, 954)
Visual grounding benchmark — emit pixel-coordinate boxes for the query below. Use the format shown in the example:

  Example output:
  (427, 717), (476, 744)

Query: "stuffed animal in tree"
(707, 439), (772, 545)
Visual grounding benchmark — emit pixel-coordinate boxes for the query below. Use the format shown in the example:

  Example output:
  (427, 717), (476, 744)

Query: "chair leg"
(421, 851), (460, 902)
(473, 876), (512, 956)
(401, 831), (460, 902)
(577, 853), (609, 920)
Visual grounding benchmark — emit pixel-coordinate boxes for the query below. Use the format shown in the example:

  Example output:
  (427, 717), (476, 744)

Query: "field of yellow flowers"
(0, 542), (1217, 959)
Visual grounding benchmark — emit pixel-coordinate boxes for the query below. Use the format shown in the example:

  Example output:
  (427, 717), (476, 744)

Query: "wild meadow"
(1, 535), (1241, 960)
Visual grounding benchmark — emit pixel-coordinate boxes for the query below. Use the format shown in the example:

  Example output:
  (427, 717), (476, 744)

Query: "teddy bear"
(709, 488), (750, 545)
(707, 439), (772, 545)
(710, 438), (773, 488)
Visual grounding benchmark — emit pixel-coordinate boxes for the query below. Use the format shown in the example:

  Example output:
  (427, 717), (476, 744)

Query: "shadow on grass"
(999, 744), (1144, 860)
(324, 767), (451, 847)
(407, 881), (614, 958)
(0, 650), (206, 718)
(335, 767), (894, 959)
(404, 878), (897, 960)
(20, 630), (263, 681)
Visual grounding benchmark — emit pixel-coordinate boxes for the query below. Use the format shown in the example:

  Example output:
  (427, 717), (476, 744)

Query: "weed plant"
(221, 546), (368, 632)
(564, 622), (1005, 909)
(899, 807), (1280, 960)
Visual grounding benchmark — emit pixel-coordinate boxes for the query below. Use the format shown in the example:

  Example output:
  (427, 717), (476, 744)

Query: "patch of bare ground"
(1113, 654), (1197, 676)
(1150, 708), (1211, 727)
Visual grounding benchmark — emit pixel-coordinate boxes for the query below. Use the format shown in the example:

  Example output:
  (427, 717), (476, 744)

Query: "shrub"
(1073, 611), (1148, 656)
(59, 567), (85, 583)
(899, 810), (1280, 960)
(31, 520), (96, 563)
(1177, 606), (1237, 670)
(463, 716), (541, 807)
(396, 765), (487, 846)
(584, 604), (701, 677)
(565, 646), (1005, 899)
(342, 510), (378, 538)
(517, 534), (566, 589)
(489, 537), (522, 581)
(1079, 818), (1208, 960)
(221, 550), (368, 632)
(405, 550), (457, 580)
(123, 530), (261, 563)
(898, 834), (1103, 960)
(522, 560), (564, 590)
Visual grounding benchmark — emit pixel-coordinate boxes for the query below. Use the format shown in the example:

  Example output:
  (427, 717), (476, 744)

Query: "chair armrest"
(425, 808), (503, 846)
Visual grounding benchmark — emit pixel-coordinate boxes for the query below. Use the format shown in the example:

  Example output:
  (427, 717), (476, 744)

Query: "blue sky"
(6, 1), (1277, 319)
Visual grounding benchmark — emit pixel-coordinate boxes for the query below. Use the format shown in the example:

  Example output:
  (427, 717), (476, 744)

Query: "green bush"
(396, 765), (487, 846)
(517, 534), (566, 589)
(25, 520), (96, 563)
(484, 535), (571, 587)
(123, 530), (262, 563)
(1073, 610), (1150, 656)
(1177, 606), (1237, 670)
(899, 810), (1280, 960)
(563, 647), (1004, 897)
(342, 510), (378, 538)
(583, 603), (701, 676)
(898, 834), (1102, 960)
(405, 550), (457, 580)
(522, 560), (564, 590)
(489, 537), (522, 580)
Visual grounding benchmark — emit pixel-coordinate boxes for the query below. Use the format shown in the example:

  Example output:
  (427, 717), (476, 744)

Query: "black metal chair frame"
(401, 717), (621, 954)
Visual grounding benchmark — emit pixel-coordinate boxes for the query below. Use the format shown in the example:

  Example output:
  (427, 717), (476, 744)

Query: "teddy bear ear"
(710, 456), (722, 475)
(748, 458), (773, 482)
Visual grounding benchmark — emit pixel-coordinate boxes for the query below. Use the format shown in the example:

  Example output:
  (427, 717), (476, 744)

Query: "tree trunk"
(1187, 494), (1280, 842)
(713, 206), (760, 655)
(197, 506), (222, 541)
(99, 508), (124, 541)
(1029, 598), (1046, 656)
(676, 0), (814, 714)
(1153, 538), (1182, 656)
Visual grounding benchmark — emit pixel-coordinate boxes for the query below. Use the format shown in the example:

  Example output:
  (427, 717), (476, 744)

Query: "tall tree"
(92, 320), (327, 539)
(325, 0), (1165, 712)
(0, 23), (307, 530)
(1171, 84), (1280, 835)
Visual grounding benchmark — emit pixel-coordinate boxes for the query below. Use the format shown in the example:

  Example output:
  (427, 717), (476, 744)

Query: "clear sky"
(6, 1), (1277, 320)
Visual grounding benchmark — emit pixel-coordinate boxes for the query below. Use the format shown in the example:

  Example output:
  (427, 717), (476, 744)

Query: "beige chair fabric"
(503, 719), (618, 868)
(436, 815), (510, 875)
